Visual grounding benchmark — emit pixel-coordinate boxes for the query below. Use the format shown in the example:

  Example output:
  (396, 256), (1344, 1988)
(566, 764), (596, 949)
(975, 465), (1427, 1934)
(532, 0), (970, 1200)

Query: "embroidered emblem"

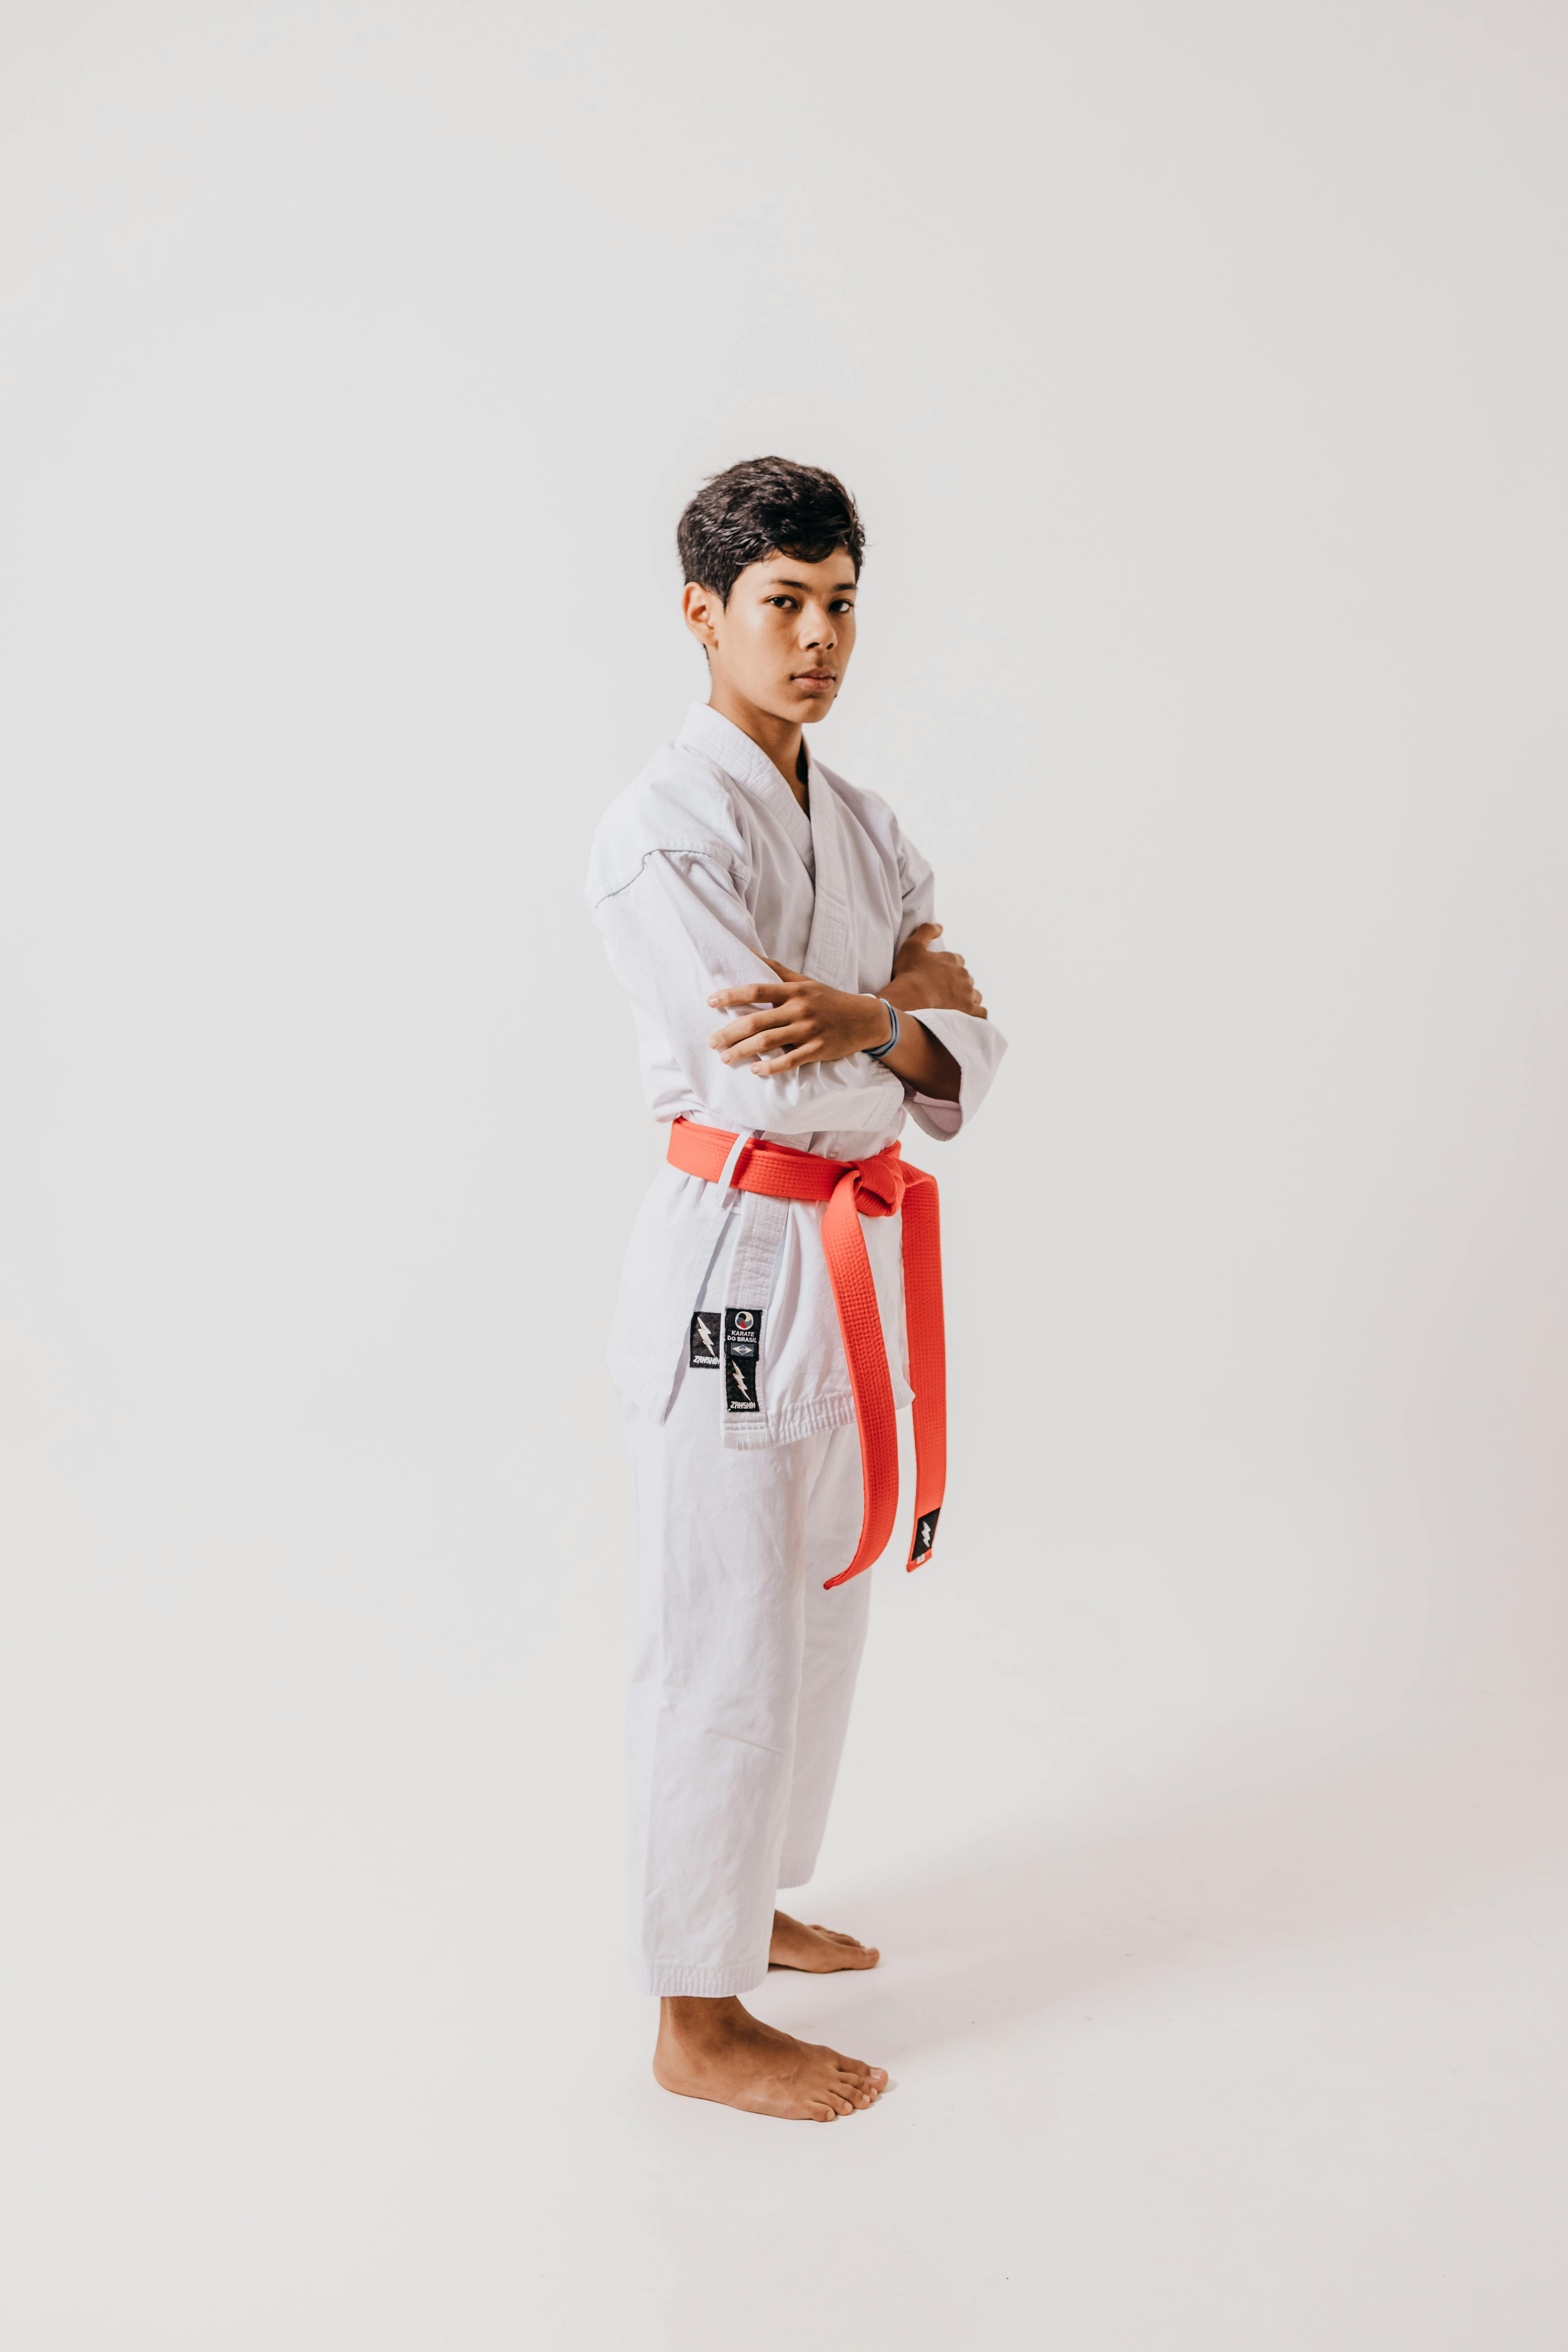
(910, 1506), (941, 1566)
(689, 1311), (721, 1367)
(723, 1307), (763, 1414)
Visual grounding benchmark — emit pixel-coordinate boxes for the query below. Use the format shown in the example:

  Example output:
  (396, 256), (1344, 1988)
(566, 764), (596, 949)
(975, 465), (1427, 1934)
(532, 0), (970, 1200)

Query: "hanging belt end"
(907, 1505), (941, 1571)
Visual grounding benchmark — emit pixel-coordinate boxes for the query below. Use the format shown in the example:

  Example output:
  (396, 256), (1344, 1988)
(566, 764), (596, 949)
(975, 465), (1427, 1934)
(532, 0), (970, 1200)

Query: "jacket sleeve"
(591, 848), (909, 1139)
(892, 829), (1008, 1143)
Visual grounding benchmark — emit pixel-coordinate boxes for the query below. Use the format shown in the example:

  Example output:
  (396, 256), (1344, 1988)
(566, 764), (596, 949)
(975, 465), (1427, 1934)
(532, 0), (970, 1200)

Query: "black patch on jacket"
(723, 1307), (763, 1414)
(688, 1311), (721, 1368)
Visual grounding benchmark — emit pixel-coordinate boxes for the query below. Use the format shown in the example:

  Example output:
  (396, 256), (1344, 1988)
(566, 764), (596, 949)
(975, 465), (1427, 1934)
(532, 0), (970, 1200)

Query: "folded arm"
(884, 841), (1008, 1136)
(707, 919), (991, 1108)
(708, 961), (964, 1101)
(592, 851), (908, 1138)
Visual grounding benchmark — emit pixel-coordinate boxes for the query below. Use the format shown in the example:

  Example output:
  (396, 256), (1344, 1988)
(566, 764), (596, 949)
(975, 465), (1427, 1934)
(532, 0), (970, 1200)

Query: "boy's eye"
(829, 600), (855, 613)
(766, 596), (798, 610)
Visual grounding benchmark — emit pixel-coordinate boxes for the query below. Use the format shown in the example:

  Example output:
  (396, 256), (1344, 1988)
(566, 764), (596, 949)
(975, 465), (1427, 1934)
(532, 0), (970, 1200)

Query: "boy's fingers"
(708, 982), (790, 1009)
(723, 1029), (781, 1060)
(754, 1042), (817, 1073)
(710, 1006), (797, 1047)
(726, 1022), (811, 1063)
(762, 959), (808, 982)
(907, 922), (942, 947)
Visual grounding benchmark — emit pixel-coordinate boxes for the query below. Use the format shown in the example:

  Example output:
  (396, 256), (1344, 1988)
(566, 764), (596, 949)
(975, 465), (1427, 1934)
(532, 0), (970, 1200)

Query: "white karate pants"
(623, 1368), (875, 1997)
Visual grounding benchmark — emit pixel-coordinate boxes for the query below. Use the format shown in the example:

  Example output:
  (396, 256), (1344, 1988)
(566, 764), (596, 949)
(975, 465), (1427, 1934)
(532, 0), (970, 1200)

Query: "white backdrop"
(3, 5), (1566, 2346)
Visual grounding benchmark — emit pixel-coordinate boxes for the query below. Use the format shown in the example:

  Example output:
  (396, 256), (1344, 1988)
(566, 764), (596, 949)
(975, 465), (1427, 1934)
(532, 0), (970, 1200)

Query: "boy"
(584, 457), (1005, 2121)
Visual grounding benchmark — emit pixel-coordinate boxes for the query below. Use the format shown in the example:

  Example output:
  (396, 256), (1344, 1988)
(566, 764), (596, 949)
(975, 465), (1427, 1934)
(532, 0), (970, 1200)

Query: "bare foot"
(768, 1909), (880, 1972)
(654, 1995), (888, 2122)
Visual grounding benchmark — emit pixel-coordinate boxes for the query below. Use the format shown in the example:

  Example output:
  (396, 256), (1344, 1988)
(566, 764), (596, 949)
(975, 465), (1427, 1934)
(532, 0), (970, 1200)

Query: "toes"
(819, 1929), (879, 1964)
(832, 2071), (880, 2105)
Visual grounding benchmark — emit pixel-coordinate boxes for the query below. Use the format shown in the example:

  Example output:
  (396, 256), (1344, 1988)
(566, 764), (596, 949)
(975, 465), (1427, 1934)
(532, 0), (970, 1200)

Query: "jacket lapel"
(802, 760), (854, 990)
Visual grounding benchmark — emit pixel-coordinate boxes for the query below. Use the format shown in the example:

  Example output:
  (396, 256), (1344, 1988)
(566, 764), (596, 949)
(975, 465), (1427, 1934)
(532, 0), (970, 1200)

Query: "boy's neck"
(706, 687), (809, 811)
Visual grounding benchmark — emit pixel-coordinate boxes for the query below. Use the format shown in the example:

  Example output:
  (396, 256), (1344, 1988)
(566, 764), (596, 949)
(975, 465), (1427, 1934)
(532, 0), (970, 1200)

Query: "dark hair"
(677, 456), (865, 604)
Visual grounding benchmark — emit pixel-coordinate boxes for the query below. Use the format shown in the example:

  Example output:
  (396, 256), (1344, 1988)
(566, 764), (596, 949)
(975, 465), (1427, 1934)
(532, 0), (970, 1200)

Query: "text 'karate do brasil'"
(583, 456), (1007, 2124)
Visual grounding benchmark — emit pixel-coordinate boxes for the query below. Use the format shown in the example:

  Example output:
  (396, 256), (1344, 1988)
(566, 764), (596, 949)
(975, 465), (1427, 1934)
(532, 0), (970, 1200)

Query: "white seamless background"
(1, 6), (1565, 2348)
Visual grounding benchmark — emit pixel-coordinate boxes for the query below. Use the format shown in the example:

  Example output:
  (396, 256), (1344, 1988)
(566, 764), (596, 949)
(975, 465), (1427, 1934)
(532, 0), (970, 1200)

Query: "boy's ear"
(682, 580), (722, 646)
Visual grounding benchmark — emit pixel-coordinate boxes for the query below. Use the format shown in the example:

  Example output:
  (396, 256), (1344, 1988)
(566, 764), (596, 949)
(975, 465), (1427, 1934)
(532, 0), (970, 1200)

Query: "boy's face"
(682, 546), (858, 726)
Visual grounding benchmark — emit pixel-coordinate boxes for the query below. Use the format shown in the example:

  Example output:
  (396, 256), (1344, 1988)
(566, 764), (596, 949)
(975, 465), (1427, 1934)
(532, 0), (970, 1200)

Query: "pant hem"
(635, 1954), (771, 1997)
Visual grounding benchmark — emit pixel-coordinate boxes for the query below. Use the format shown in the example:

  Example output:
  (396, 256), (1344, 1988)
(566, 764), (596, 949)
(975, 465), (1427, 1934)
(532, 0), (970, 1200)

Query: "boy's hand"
(707, 965), (890, 1076)
(884, 923), (987, 1019)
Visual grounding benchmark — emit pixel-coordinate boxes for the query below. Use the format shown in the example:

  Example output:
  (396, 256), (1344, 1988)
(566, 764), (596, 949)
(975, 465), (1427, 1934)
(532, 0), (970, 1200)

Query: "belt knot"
(845, 1143), (906, 1220)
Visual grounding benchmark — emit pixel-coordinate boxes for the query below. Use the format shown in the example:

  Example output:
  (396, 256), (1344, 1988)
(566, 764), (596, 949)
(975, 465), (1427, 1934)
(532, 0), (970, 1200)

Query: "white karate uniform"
(586, 703), (1006, 1995)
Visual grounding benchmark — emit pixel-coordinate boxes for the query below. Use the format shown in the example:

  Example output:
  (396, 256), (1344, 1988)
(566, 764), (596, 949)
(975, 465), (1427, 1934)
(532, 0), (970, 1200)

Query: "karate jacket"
(585, 703), (1006, 1448)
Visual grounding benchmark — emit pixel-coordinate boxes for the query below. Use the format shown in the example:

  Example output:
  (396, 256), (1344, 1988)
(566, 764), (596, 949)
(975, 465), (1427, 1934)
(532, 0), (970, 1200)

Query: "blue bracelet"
(864, 997), (900, 1061)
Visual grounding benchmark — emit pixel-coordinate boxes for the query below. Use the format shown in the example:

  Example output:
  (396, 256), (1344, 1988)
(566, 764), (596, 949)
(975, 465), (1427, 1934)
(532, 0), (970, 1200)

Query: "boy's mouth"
(793, 670), (837, 692)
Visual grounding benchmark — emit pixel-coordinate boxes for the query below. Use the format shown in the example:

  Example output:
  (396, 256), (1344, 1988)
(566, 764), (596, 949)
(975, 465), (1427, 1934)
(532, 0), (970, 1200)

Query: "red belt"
(667, 1116), (946, 1589)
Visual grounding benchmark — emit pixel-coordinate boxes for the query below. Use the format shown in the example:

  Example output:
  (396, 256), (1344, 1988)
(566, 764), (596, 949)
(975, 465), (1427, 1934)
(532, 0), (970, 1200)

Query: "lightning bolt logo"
(722, 1307), (764, 1411)
(918, 1518), (933, 1551)
(695, 1315), (717, 1358)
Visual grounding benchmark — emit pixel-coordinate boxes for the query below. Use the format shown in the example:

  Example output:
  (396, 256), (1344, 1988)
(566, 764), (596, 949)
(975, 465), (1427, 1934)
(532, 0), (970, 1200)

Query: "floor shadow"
(766, 1722), (1558, 2059)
